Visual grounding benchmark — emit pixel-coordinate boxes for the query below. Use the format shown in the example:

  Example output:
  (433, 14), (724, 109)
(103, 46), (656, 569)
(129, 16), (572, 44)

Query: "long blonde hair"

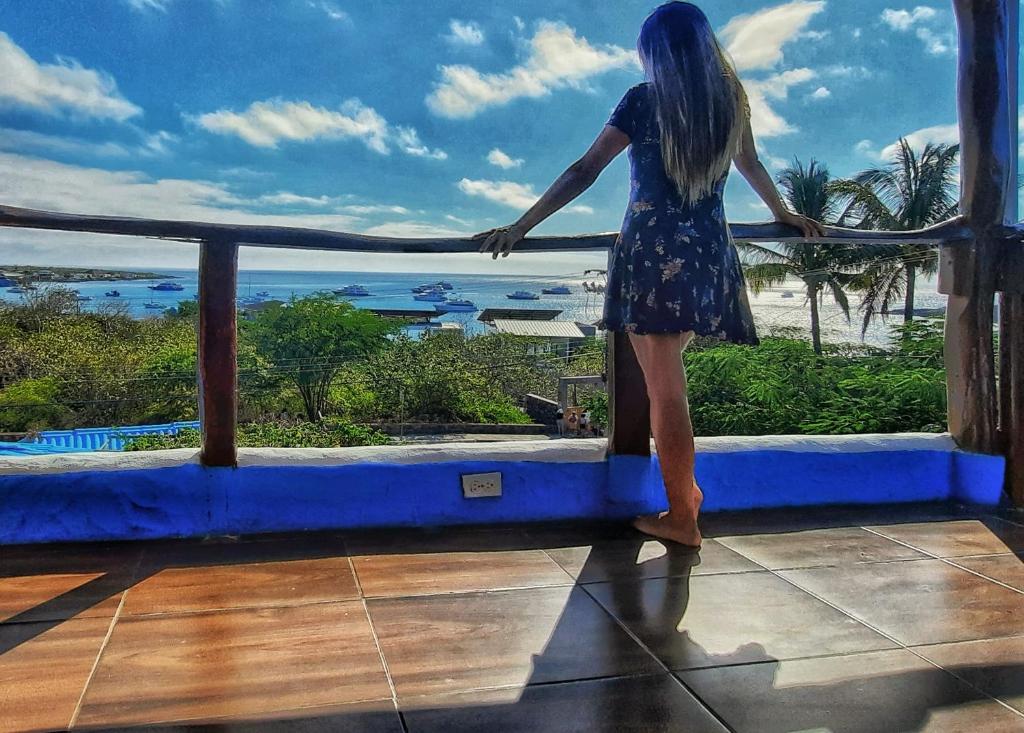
(638, 2), (749, 205)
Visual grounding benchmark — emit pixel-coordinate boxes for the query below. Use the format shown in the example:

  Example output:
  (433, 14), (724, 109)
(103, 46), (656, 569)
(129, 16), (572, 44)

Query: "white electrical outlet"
(462, 472), (502, 498)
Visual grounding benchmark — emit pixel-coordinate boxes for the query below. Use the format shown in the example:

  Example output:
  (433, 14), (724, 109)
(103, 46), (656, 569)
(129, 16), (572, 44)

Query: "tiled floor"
(2, 503), (1024, 732)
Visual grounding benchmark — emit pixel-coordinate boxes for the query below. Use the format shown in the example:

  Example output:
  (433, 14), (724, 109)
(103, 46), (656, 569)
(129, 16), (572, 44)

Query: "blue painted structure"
(0, 442), (84, 456)
(0, 435), (1007, 545)
(24, 421), (200, 452)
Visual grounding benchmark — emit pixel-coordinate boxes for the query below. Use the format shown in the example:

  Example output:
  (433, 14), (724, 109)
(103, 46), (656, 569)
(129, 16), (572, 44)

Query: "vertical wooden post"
(606, 331), (651, 456)
(942, 0), (1013, 455)
(198, 239), (238, 467)
(1002, 293), (1024, 503)
(999, 0), (1023, 504)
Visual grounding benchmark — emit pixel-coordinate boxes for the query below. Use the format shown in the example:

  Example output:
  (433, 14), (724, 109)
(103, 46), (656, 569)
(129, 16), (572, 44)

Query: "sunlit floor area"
(3, 503), (1024, 732)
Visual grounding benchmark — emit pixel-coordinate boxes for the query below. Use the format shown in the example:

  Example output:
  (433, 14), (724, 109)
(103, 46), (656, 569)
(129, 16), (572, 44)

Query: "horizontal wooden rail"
(0, 204), (975, 252)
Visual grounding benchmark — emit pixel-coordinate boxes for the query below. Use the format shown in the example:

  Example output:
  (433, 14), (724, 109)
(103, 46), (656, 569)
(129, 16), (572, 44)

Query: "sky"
(0, 0), (1005, 275)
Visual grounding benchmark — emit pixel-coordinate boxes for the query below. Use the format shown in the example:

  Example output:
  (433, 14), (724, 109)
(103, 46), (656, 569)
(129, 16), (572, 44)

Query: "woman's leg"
(628, 331), (702, 547)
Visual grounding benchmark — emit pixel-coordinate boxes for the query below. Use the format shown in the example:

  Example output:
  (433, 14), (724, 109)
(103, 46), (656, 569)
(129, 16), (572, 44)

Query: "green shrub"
(124, 419), (389, 451)
(0, 377), (72, 432)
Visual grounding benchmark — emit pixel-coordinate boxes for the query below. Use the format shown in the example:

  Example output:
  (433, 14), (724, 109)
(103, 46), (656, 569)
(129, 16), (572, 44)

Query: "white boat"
(148, 281), (184, 291)
(334, 285), (373, 297)
(434, 298), (477, 313)
(542, 285), (571, 295)
(781, 290), (795, 299)
(414, 290), (447, 302)
(143, 301), (164, 310)
(507, 290), (540, 300)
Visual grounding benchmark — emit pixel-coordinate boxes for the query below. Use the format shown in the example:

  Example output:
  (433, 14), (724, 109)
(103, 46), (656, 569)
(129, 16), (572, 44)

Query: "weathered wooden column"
(197, 239), (239, 467)
(998, 0), (1023, 504)
(1002, 287), (1024, 503)
(605, 245), (651, 456)
(606, 331), (651, 455)
(941, 0), (1013, 455)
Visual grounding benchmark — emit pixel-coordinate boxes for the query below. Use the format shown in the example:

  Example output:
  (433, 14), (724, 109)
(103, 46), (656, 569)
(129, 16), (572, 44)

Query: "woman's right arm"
(732, 115), (826, 239)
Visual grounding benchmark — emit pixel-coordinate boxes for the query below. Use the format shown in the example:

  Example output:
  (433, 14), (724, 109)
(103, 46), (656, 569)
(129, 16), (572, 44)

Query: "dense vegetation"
(0, 287), (948, 449)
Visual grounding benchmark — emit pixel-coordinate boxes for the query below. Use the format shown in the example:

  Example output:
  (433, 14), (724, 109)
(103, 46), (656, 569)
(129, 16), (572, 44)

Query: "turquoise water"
(0, 268), (947, 344)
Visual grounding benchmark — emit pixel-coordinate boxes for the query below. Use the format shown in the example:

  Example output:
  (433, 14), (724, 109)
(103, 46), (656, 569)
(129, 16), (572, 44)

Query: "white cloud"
(914, 27), (953, 56)
(716, 3), (825, 139)
(0, 127), (175, 159)
(458, 178), (538, 209)
(123, 0), (230, 11)
(446, 20), (485, 46)
(825, 64), (873, 79)
(0, 152), (363, 231)
(854, 138), (876, 156)
(513, 16), (526, 32)
(308, 1), (350, 22)
(258, 192), (336, 207)
(808, 86), (831, 101)
(720, 1), (826, 72)
(855, 123), (960, 160)
(195, 99), (388, 151)
(341, 204), (412, 215)
(255, 195), (414, 215)
(427, 20), (636, 118)
(445, 214), (473, 226)
(123, 0), (171, 10)
(0, 32), (141, 121)
(360, 220), (470, 238)
(880, 6), (937, 31)
(879, 123), (959, 159)
(881, 6), (954, 56)
(457, 179), (592, 215)
(487, 148), (524, 169)
(194, 98), (446, 160)
(393, 127), (448, 160)
(744, 68), (817, 137)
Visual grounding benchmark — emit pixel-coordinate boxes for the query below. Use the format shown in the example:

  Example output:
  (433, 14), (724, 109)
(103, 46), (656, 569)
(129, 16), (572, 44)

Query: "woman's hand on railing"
(473, 224), (528, 259)
(775, 210), (827, 239)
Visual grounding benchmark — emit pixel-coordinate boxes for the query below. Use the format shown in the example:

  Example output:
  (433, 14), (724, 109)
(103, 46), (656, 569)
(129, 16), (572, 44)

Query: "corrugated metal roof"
(478, 308), (562, 323)
(24, 421), (201, 452)
(491, 320), (586, 338)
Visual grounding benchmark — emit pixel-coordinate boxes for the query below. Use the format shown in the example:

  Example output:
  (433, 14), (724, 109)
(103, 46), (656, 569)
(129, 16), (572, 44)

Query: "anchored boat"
(434, 298), (478, 313)
(506, 290), (540, 300)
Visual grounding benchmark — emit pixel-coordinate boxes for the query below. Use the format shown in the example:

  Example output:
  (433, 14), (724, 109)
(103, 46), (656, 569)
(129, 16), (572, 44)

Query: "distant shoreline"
(0, 265), (174, 284)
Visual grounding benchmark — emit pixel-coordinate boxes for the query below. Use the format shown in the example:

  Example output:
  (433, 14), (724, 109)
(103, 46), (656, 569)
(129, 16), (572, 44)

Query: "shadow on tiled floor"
(2, 502), (1024, 732)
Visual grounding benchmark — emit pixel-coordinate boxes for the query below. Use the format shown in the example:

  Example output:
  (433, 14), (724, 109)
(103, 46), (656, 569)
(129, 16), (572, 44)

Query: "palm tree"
(738, 158), (864, 354)
(832, 139), (959, 332)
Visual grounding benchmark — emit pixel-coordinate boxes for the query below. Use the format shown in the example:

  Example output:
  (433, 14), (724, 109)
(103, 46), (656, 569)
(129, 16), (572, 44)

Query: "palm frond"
(743, 262), (794, 294)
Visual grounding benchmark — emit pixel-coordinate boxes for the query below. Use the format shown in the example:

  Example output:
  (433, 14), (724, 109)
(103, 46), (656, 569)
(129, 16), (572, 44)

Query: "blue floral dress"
(601, 82), (759, 345)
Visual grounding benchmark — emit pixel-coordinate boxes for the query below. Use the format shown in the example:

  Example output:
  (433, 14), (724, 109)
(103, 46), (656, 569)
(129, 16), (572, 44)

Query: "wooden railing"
(0, 0), (1021, 504)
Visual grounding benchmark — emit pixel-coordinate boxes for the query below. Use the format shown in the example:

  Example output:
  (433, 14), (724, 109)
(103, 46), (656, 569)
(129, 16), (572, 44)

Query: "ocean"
(0, 268), (948, 346)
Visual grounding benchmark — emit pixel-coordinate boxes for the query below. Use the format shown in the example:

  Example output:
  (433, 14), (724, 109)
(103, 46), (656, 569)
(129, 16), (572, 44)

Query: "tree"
(833, 139), (959, 331)
(738, 158), (863, 354)
(245, 296), (399, 421)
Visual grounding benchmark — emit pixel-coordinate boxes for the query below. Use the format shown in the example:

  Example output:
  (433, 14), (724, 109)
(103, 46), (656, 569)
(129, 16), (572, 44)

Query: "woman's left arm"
(733, 112), (826, 239)
(475, 126), (630, 259)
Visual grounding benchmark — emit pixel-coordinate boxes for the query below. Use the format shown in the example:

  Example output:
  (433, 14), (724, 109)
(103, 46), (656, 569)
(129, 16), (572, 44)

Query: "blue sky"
(0, 0), (992, 274)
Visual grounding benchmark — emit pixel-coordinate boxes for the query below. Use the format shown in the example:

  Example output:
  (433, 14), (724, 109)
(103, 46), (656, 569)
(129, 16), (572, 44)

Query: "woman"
(475, 1), (824, 547)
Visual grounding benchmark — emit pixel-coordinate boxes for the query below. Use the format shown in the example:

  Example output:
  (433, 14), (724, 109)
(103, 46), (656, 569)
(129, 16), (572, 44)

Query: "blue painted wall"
(0, 447), (1006, 545)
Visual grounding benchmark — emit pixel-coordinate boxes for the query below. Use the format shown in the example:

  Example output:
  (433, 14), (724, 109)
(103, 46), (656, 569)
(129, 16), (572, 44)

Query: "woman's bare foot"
(633, 512), (702, 548)
(634, 481), (704, 547)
